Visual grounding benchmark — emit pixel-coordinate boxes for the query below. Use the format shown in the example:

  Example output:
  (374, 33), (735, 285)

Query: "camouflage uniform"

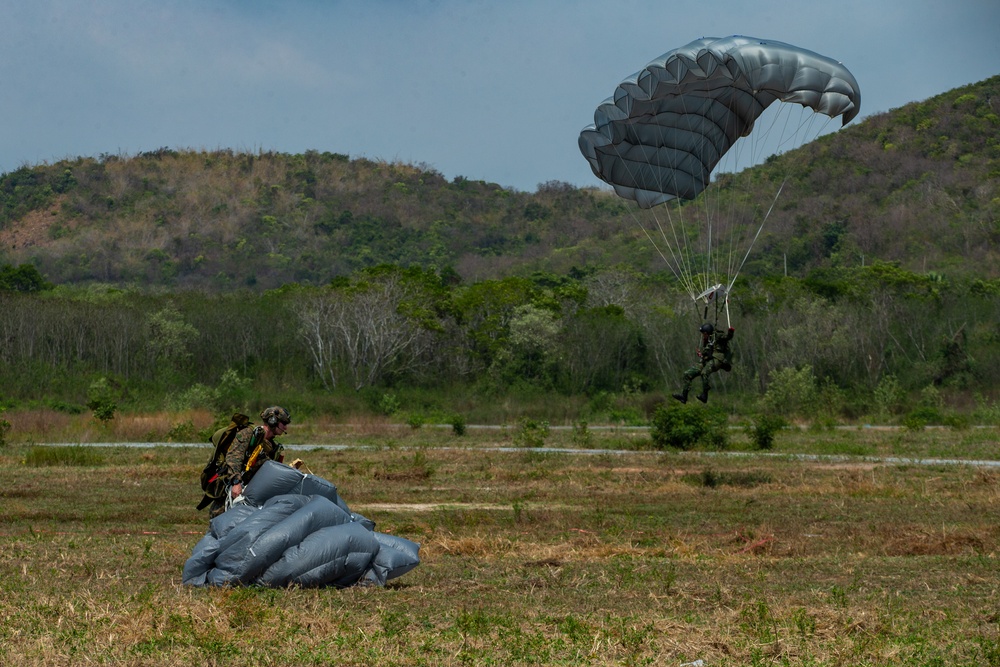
(674, 325), (735, 404)
(208, 407), (290, 518)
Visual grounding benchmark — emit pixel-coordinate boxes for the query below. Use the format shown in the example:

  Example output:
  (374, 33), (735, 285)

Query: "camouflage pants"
(208, 496), (228, 519)
(680, 359), (732, 394)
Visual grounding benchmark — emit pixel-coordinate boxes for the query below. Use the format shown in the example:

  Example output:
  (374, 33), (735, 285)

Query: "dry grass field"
(1, 412), (998, 666)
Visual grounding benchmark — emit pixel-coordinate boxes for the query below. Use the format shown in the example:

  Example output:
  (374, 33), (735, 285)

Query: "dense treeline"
(1, 77), (998, 424)
(2, 263), (998, 423)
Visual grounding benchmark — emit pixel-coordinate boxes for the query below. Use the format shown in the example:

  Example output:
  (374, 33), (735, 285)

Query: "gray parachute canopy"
(183, 460), (420, 588)
(579, 35), (861, 208)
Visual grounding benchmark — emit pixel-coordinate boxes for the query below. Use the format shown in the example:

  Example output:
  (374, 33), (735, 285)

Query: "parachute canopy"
(183, 460), (420, 588)
(579, 35), (861, 208)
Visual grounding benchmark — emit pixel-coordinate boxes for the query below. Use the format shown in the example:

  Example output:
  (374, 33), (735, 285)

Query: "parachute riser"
(695, 283), (730, 329)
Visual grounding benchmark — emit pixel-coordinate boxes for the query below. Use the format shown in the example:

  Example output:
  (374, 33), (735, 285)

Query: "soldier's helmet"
(699, 323), (714, 334)
(260, 406), (291, 427)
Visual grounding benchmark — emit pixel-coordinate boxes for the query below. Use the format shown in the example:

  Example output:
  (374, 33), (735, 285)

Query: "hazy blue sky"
(1, 1), (997, 192)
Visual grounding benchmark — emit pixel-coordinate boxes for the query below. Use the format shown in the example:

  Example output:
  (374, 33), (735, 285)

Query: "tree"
(451, 277), (540, 371)
(488, 303), (561, 387)
(559, 305), (646, 393)
(146, 304), (200, 379)
(297, 269), (441, 390)
(87, 376), (119, 424)
(0, 263), (53, 292)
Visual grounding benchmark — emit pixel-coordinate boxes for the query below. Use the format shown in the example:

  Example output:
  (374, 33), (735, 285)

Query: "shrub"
(48, 400), (86, 414)
(87, 377), (118, 424)
(973, 394), (1000, 425)
(216, 368), (252, 411)
(762, 366), (817, 416)
(513, 417), (550, 448)
(0, 418), (10, 447)
(572, 420), (593, 447)
(902, 406), (939, 431)
(361, 389), (400, 416)
(744, 413), (787, 450)
(450, 414), (467, 436)
(166, 420), (198, 442)
(168, 383), (218, 411)
(607, 406), (644, 426)
(902, 406), (969, 432)
(873, 374), (904, 420)
(650, 404), (728, 450)
(682, 469), (773, 488)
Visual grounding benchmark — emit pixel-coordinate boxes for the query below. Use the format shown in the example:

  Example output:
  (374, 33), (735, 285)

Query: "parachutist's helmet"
(260, 406), (291, 427)
(699, 323), (714, 334)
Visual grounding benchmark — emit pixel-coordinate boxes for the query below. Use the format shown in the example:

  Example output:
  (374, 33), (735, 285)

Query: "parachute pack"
(196, 413), (252, 510)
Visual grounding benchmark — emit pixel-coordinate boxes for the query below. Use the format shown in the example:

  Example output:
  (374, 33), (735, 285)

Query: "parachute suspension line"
(771, 103), (834, 158)
(708, 104), (835, 300)
(603, 117), (705, 301)
(617, 187), (700, 302)
(699, 99), (753, 305)
(651, 203), (702, 300)
(720, 104), (835, 296)
(682, 82), (720, 303)
(598, 142), (680, 282)
(727, 177), (786, 294)
(634, 210), (682, 279)
(651, 89), (705, 302)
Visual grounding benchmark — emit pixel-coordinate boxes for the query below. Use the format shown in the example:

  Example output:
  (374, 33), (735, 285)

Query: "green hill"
(1, 75), (998, 290)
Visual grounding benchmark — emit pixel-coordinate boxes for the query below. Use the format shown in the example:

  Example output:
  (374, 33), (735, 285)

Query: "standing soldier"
(673, 323), (735, 404)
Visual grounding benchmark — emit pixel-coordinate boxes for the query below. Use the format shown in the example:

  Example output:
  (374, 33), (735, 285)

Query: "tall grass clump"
(24, 445), (105, 466)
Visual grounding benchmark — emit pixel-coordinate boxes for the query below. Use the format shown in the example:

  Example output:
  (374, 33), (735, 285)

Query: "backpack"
(196, 413), (251, 510)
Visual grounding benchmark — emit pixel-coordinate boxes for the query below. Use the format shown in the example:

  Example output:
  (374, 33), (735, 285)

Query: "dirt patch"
(821, 462), (879, 471)
(882, 529), (987, 556)
(0, 200), (68, 251)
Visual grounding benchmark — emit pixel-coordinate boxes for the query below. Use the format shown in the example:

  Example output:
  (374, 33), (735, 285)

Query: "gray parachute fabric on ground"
(259, 521), (381, 588)
(368, 532), (422, 585)
(182, 460), (419, 588)
(242, 458), (376, 530)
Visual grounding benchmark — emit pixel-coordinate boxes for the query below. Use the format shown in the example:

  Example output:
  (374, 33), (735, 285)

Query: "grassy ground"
(1, 414), (999, 666)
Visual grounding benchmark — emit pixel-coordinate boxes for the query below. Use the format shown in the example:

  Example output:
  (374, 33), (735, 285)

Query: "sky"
(0, 0), (998, 193)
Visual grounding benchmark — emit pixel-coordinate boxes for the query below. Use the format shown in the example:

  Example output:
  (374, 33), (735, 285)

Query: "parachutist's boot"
(672, 391), (688, 404)
(696, 388), (709, 403)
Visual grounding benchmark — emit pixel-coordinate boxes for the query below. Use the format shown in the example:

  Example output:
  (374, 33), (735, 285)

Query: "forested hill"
(1, 75), (998, 290)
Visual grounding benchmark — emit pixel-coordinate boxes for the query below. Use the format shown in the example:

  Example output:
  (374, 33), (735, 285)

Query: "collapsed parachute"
(579, 36), (861, 314)
(183, 460), (420, 588)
